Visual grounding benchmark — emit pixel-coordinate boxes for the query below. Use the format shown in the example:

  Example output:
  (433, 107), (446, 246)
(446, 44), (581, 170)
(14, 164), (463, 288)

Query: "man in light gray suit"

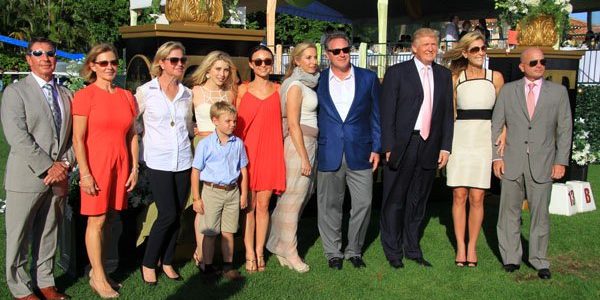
(1, 37), (73, 300)
(491, 47), (572, 280)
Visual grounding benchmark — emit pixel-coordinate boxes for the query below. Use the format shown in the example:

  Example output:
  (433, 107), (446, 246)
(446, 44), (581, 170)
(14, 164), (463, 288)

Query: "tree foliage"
(0, 0), (130, 53)
(273, 13), (351, 46)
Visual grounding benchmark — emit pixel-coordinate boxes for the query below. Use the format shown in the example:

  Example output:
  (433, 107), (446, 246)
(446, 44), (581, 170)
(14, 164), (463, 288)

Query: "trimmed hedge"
(576, 85), (600, 154)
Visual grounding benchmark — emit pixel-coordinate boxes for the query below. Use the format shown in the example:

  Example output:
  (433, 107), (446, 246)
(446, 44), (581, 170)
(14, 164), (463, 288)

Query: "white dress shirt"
(31, 73), (65, 120)
(414, 58), (435, 130)
(329, 66), (355, 122)
(136, 78), (193, 172)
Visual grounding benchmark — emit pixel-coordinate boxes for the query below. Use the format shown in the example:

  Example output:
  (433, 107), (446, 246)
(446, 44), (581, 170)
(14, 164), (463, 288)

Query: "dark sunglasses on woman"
(94, 60), (119, 67)
(164, 56), (188, 65)
(468, 45), (487, 54)
(252, 58), (273, 66)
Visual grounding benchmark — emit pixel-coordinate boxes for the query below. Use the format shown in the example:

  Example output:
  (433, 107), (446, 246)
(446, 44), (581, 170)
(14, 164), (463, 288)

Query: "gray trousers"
(497, 160), (552, 270)
(317, 157), (372, 260)
(5, 190), (64, 298)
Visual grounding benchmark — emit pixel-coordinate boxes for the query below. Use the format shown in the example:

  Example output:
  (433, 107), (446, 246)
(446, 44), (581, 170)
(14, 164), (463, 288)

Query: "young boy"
(191, 101), (248, 280)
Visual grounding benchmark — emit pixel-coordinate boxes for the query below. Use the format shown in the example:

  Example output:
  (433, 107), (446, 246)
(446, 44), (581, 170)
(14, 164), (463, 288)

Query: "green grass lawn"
(0, 131), (599, 299)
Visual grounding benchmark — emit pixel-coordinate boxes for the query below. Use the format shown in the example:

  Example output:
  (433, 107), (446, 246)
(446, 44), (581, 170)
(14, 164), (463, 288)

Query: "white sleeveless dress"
(446, 69), (496, 189)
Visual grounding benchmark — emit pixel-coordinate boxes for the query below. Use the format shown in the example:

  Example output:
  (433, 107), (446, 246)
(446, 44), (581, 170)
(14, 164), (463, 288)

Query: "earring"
(206, 74), (210, 79)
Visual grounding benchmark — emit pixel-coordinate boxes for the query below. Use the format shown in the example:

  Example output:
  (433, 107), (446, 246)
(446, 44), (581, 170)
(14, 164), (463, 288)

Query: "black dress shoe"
(408, 257), (432, 267)
(348, 256), (366, 268)
(538, 268), (551, 279)
(328, 257), (343, 270)
(389, 259), (404, 269)
(503, 264), (520, 273)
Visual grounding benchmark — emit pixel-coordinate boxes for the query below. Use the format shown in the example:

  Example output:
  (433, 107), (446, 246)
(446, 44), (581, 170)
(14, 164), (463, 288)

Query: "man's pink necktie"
(527, 83), (536, 119)
(421, 66), (432, 140)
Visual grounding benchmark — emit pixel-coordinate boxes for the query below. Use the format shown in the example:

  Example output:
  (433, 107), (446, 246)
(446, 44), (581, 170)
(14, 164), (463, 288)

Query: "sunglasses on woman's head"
(94, 60), (119, 67)
(28, 50), (56, 57)
(164, 56), (188, 65)
(528, 59), (546, 67)
(252, 58), (273, 66)
(327, 47), (351, 55)
(468, 45), (487, 54)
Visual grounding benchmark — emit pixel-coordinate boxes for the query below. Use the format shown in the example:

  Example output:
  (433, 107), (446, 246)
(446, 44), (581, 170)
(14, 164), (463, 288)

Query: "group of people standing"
(2, 26), (572, 299)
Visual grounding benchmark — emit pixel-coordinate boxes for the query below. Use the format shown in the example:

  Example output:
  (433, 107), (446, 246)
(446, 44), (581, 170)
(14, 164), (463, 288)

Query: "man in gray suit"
(1, 37), (73, 300)
(491, 47), (572, 280)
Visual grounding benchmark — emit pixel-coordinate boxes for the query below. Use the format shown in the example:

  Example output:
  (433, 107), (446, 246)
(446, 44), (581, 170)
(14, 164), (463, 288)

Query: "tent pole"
(267, 0), (277, 53)
(377, 0), (388, 78)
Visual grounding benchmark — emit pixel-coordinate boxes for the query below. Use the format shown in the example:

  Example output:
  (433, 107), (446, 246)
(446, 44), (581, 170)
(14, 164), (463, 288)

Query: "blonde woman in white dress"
(188, 50), (237, 270)
(443, 32), (504, 267)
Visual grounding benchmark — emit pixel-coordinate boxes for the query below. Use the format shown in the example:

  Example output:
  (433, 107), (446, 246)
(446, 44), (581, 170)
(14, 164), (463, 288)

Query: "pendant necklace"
(160, 83), (177, 127)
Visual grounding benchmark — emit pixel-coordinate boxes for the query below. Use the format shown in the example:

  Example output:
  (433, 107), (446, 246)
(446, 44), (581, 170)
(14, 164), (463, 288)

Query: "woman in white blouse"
(136, 41), (194, 284)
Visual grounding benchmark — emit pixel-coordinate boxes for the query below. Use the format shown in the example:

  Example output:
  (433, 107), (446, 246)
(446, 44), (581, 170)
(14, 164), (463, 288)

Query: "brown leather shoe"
(222, 269), (244, 281)
(14, 294), (40, 300)
(38, 286), (70, 300)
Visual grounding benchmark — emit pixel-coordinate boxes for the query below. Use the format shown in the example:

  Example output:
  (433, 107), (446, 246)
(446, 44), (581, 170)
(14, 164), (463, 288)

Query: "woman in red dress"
(235, 45), (286, 272)
(72, 44), (138, 298)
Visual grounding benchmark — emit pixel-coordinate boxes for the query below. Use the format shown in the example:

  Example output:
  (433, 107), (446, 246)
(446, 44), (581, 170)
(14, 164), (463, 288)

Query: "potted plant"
(495, 0), (573, 47)
(570, 117), (599, 181)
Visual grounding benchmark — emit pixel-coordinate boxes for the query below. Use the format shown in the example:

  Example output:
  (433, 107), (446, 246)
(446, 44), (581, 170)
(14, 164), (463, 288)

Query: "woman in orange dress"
(235, 45), (286, 272)
(72, 43), (138, 298)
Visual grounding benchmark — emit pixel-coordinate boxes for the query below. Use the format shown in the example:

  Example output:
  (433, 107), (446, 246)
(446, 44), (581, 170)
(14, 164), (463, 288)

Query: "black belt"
(204, 182), (237, 191)
(456, 109), (493, 120)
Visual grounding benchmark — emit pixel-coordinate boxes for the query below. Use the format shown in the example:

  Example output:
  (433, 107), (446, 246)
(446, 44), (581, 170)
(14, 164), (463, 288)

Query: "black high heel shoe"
(140, 266), (157, 286)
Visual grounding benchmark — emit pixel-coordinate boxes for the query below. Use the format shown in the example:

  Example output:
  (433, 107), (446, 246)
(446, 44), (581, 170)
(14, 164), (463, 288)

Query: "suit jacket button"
(524, 141), (528, 144)
(528, 127), (532, 130)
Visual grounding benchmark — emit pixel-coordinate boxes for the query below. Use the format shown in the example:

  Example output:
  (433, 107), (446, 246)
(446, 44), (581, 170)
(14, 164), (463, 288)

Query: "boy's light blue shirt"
(192, 131), (248, 185)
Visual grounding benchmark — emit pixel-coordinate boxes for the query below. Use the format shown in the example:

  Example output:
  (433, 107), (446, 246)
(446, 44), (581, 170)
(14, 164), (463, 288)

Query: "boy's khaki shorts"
(200, 184), (240, 236)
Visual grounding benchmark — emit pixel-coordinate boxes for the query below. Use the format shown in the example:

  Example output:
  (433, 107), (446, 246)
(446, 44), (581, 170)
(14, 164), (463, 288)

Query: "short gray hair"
(323, 31), (351, 50)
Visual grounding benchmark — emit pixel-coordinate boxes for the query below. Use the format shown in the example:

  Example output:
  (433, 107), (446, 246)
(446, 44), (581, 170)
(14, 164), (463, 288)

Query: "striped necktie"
(42, 83), (62, 136)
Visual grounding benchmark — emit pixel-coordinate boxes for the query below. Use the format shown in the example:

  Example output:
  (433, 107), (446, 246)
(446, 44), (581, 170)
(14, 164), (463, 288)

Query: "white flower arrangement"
(572, 117), (599, 166)
(495, 0), (572, 33)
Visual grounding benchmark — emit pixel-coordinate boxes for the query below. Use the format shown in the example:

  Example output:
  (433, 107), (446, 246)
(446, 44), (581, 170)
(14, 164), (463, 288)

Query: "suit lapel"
(321, 68), (344, 123)
(432, 63), (441, 116)
(409, 59), (424, 106)
(531, 80), (550, 124)
(57, 87), (71, 147)
(345, 66), (361, 121)
(515, 79), (530, 121)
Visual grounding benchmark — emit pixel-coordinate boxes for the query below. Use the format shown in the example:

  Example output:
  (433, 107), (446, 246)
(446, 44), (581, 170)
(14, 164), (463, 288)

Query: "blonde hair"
(412, 28), (439, 47)
(189, 50), (238, 91)
(443, 32), (485, 74)
(284, 42), (317, 80)
(210, 101), (237, 119)
(150, 41), (186, 78)
(80, 43), (118, 83)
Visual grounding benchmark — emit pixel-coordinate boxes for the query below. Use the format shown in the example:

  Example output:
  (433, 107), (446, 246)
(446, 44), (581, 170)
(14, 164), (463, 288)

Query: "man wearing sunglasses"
(492, 47), (572, 280)
(379, 28), (454, 269)
(316, 32), (381, 270)
(1, 37), (73, 300)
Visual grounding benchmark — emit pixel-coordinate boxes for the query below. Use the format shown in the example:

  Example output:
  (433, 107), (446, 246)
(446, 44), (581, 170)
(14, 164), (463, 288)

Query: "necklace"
(159, 83), (178, 127)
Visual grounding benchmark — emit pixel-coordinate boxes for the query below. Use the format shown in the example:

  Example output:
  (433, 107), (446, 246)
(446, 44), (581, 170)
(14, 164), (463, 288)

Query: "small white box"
(566, 181), (596, 213)
(549, 183), (577, 216)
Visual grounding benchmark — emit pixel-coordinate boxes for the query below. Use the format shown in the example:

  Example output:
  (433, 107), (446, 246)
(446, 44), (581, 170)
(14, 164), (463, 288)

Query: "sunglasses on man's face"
(252, 58), (273, 66)
(28, 50), (56, 58)
(468, 45), (487, 54)
(327, 47), (351, 56)
(528, 59), (547, 67)
(164, 56), (188, 65)
(94, 60), (119, 67)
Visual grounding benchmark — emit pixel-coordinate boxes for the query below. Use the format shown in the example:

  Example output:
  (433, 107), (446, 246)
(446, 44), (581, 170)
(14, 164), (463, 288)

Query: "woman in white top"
(188, 50), (237, 270)
(137, 41), (194, 284)
(267, 43), (319, 273)
(443, 32), (504, 267)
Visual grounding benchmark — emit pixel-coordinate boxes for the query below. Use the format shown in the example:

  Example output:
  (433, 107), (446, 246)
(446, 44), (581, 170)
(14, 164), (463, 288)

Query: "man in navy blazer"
(379, 28), (454, 268)
(316, 32), (381, 270)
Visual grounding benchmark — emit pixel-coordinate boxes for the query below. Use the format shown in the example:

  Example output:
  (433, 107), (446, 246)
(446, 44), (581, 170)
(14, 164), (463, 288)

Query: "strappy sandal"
(257, 256), (266, 272)
(245, 259), (258, 273)
(467, 261), (478, 267)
